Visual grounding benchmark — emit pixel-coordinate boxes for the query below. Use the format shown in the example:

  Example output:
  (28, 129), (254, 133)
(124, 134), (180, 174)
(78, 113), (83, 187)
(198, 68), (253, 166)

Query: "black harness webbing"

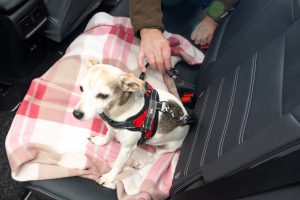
(100, 83), (159, 145)
(100, 63), (193, 145)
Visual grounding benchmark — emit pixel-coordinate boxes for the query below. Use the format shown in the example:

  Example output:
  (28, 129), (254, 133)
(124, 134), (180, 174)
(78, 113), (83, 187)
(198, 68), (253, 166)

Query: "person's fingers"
(191, 16), (218, 46)
(200, 36), (209, 45)
(195, 31), (203, 45)
(138, 51), (146, 72)
(191, 23), (202, 41)
(162, 45), (172, 70)
(147, 50), (157, 71)
(191, 27), (197, 41)
(207, 34), (213, 44)
(153, 48), (165, 74)
(138, 28), (173, 73)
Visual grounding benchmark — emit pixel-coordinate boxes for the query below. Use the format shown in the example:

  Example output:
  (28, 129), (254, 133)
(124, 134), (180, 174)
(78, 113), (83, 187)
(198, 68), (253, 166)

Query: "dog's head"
(73, 61), (145, 121)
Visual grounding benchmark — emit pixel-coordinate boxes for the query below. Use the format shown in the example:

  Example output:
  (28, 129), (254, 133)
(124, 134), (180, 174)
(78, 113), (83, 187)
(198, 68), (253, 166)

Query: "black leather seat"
(171, 0), (300, 195)
(27, 177), (117, 200)
(42, 0), (103, 42)
(26, 0), (300, 199)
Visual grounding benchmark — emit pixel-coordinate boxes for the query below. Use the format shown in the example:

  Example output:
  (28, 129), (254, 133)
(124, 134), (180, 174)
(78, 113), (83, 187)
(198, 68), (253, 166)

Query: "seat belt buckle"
(180, 92), (195, 108)
(180, 92), (194, 102)
(199, 45), (209, 50)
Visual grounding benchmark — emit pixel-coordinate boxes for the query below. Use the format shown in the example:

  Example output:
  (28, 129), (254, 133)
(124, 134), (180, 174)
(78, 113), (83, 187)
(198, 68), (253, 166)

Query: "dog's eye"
(79, 86), (83, 92)
(96, 93), (109, 99)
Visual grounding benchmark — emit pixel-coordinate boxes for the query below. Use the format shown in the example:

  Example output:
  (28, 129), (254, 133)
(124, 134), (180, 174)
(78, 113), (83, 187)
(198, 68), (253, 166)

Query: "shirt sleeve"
(129, 0), (164, 38)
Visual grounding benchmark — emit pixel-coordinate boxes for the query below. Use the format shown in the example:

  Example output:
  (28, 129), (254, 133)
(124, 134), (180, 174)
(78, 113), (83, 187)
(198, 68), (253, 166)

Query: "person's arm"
(129, 0), (164, 38)
(191, 0), (239, 45)
(129, 0), (172, 73)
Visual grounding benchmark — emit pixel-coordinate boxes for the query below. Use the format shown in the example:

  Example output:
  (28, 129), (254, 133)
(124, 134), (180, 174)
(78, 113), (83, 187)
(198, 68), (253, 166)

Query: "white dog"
(73, 61), (190, 189)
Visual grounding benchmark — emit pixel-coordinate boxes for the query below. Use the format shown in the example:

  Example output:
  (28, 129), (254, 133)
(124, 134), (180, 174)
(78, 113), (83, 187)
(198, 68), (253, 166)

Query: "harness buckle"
(160, 102), (177, 118)
(160, 102), (170, 112)
(179, 114), (195, 126)
(166, 68), (180, 79)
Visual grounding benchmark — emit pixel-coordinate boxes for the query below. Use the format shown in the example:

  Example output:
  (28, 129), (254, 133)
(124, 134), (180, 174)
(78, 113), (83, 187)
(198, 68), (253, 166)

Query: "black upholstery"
(171, 0), (300, 195)
(27, 177), (116, 200)
(42, 0), (103, 42)
(109, 0), (129, 17)
(27, 0), (300, 199)
(238, 184), (300, 200)
(0, 0), (25, 13)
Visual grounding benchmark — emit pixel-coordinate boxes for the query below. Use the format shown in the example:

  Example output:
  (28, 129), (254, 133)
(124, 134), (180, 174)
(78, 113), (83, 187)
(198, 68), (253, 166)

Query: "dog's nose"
(73, 110), (84, 119)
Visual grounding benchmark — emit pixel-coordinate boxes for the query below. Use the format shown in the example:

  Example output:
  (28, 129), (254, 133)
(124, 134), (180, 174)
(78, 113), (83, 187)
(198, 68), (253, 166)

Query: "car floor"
(0, 5), (113, 199)
(0, 48), (64, 200)
(0, 110), (27, 200)
(0, 49), (62, 199)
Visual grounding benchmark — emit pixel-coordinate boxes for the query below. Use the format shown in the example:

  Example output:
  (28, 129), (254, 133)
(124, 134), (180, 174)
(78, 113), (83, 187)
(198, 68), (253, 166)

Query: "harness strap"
(99, 113), (135, 130)
(138, 87), (159, 144)
(100, 82), (159, 145)
(141, 89), (158, 132)
(139, 63), (150, 80)
(100, 67), (194, 145)
(157, 101), (195, 126)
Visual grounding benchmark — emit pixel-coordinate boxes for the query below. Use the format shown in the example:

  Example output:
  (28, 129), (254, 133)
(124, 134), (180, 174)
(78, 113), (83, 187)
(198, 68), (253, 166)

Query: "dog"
(73, 61), (190, 189)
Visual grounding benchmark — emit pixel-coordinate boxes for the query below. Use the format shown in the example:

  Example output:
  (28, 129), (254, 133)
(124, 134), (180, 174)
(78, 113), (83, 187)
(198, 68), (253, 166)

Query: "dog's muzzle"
(73, 110), (84, 120)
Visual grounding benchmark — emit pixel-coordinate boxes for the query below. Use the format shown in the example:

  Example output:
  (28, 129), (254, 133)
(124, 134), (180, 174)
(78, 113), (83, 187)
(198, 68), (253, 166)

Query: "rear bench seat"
(26, 0), (300, 199)
(172, 0), (300, 192)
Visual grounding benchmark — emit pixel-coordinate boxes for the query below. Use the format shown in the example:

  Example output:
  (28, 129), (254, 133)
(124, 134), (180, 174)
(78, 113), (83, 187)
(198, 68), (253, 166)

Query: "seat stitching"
(239, 53), (258, 144)
(26, 186), (66, 200)
(250, 144), (300, 169)
(184, 86), (211, 176)
(172, 174), (202, 195)
(280, 32), (287, 118)
(218, 66), (240, 158)
(200, 78), (225, 166)
(291, 0), (295, 23)
(219, 1), (275, 57)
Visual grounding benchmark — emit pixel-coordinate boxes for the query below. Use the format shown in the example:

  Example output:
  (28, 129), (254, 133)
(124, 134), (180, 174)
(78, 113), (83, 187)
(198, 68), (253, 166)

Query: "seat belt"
(171, 148), (300, 200)
(139, 63), (197, 108)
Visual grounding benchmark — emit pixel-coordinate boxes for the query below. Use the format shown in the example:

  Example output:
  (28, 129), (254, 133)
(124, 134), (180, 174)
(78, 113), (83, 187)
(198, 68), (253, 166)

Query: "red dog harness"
(100, 82), (193, 145)
(100, 83), (160, 144)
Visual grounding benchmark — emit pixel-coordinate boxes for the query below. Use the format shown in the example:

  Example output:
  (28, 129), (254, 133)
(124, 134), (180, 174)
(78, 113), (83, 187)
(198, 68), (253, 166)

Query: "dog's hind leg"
(153, 141), (182, 160)
(131, 142), (182, 169)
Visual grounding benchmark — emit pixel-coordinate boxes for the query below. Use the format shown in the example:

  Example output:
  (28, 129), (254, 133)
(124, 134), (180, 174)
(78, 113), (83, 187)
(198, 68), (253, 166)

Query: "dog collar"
(99, 82), (159, 145)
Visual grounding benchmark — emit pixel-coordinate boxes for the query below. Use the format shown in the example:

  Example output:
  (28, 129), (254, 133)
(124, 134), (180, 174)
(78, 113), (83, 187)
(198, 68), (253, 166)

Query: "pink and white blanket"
(5, 12), (204, 200)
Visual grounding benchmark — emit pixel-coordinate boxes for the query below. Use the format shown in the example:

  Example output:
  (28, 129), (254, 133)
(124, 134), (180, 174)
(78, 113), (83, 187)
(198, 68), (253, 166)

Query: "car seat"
(42, 0), (103, 42)
(25, 0), (300, 199)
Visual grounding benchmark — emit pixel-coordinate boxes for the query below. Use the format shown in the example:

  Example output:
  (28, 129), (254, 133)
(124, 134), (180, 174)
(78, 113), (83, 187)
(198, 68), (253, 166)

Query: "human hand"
(138, 28), (172, 74)
(191, 15), (218, 46)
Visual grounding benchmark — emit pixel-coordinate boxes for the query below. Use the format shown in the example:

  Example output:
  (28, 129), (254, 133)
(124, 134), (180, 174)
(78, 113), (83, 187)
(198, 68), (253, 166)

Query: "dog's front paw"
(98, 173), (116, 189)
(90, 135), (108, 146)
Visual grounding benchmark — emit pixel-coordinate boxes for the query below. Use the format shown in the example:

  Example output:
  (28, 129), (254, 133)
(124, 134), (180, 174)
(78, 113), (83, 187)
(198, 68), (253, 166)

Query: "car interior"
(1, 0), (300, 199)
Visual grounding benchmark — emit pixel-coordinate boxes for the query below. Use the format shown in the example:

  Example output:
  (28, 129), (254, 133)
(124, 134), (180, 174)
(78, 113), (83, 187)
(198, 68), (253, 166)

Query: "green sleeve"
(207, 0), (239, 22)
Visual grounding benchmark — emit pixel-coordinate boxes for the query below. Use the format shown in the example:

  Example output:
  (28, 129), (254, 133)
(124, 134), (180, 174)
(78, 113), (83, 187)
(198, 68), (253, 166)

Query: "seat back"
(43, 0), (102, 42)
(171, 0), (300, 195)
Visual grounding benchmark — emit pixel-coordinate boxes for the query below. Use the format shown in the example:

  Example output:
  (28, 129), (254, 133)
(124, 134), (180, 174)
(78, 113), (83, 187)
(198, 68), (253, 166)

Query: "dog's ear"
(87, 59), (100, 68)
(119, 73), (145, 92)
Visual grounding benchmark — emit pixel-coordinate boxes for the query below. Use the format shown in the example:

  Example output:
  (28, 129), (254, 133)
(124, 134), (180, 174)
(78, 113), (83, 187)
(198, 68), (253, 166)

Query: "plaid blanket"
(5, 12), (204, 200)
